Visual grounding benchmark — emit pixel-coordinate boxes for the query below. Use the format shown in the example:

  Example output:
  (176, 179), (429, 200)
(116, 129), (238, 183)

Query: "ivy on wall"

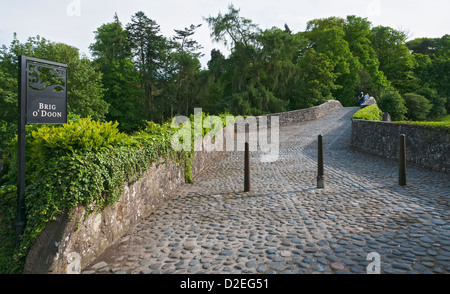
(0, 113), (227, 273)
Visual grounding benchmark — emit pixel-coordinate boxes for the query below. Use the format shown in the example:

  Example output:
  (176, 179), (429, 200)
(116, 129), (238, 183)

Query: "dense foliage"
(0, 5), (448, 273)
(1, 7), (449, 140)
(402, 93), (432, 121)
(0, 112), (230, 273)
(377, 90), (408, 122)
(0, 35), (108, 154)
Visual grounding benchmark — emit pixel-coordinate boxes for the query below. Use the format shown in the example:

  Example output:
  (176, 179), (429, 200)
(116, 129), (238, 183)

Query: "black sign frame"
(23, 56), (68, 125)
(16, 56), (68, 246)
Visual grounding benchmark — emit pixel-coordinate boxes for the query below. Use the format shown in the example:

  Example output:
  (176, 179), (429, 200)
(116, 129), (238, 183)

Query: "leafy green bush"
(27, 118), (139, 182)
(416, 87), (447, 119)
(30, 118), (138, 153)
(0, 116), (194, 273)
(435, 114), (450, 122)
(351, 105), (383, 121)
(402, 93), (432, 121)
(0, 112), (233, 273)
(0, 120), (16, 156)
(378, 90), (408, 121)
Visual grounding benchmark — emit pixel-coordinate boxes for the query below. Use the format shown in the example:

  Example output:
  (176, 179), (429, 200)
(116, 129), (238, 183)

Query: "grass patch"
(394, 120), (450, 130)
(432, 114), (450, 122)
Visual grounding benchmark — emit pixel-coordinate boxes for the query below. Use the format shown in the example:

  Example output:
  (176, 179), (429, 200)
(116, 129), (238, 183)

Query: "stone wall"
(23, 100), (343, 274)
(361, 97), (377, 108)
(351, 120), (449, 173)
(24, 149), (221, 274)
(265, 100), (343, 126)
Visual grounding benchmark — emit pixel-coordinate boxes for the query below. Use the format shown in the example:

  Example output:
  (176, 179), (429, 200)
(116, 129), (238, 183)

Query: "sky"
(0, 0), (449, 68)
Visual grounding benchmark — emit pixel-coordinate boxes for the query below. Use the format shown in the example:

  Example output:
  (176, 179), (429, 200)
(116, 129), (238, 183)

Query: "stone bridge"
(80, 106), (449, 274)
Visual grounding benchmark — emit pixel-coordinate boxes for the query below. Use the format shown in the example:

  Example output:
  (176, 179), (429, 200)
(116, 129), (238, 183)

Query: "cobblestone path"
(83, 107), (450, 274)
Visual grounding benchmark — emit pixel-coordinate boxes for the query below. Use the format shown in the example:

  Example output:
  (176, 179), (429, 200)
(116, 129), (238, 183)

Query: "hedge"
(351, 105), (383, 121)
(394, 120), (450, 130)
(0, 113), (229, 273)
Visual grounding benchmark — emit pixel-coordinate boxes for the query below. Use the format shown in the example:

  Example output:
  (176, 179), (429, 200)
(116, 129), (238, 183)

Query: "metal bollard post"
(317, 135), (325, 189)
(244, 142), (250, 192)
(399, 134), (407, 186)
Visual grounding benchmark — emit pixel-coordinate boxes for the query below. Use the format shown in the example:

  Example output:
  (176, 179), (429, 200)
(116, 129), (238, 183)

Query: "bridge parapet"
(351, 120), (449, 173)
(265, 100), (343, 126)
(24, 100), (343, 274)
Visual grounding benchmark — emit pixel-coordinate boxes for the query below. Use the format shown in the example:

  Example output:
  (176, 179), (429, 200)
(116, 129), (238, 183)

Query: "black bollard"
(399, 134), (407, 186)
(244, 142), (250, 192)
(317, 135), (325, 189)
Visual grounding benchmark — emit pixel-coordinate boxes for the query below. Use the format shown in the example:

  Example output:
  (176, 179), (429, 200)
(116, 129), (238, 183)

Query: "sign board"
(23, 57), (68, 124)
(16, 56), (68, 246)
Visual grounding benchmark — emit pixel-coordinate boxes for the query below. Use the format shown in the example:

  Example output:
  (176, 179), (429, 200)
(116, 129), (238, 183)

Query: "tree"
(407, 37), (439, 56)
(304, 19), (361, 106)
(377, 89), (407, 121)
(306, 17), (345, 32)
(173, 24), (204, 57)
(415, 87), (446, 119)
(0, 35), (108, 156)
(207, 49), (226, 80)
(204, 5), (265, 115)
(408, 35), (449, 114)
(0, 69), (17, 154)
(256, 27), (309, 106)
(290, 49), (338, 109)
(90, 14), (145, 132)
(204, 4), (259, 49)
(204, 4), (259, 93)
(426, 35), (450, 112)
(91, 13), (132, 63)
(0, 69), (17, 126)
(0, 34), (108, 121)
(172, 24), (204, 116)
(344, 15), (389, 96)
(126, 11), (165, 120)
(370, 26), (416, 93)
(402, 93), (432, 121)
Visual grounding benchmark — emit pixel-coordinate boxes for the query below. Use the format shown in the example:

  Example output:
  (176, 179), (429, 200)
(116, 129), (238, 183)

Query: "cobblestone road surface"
(83, 107), (450, 274)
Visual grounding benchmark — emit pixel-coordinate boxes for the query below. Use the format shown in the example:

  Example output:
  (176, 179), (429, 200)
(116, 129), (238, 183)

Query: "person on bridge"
(358, 92), (365, 106)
